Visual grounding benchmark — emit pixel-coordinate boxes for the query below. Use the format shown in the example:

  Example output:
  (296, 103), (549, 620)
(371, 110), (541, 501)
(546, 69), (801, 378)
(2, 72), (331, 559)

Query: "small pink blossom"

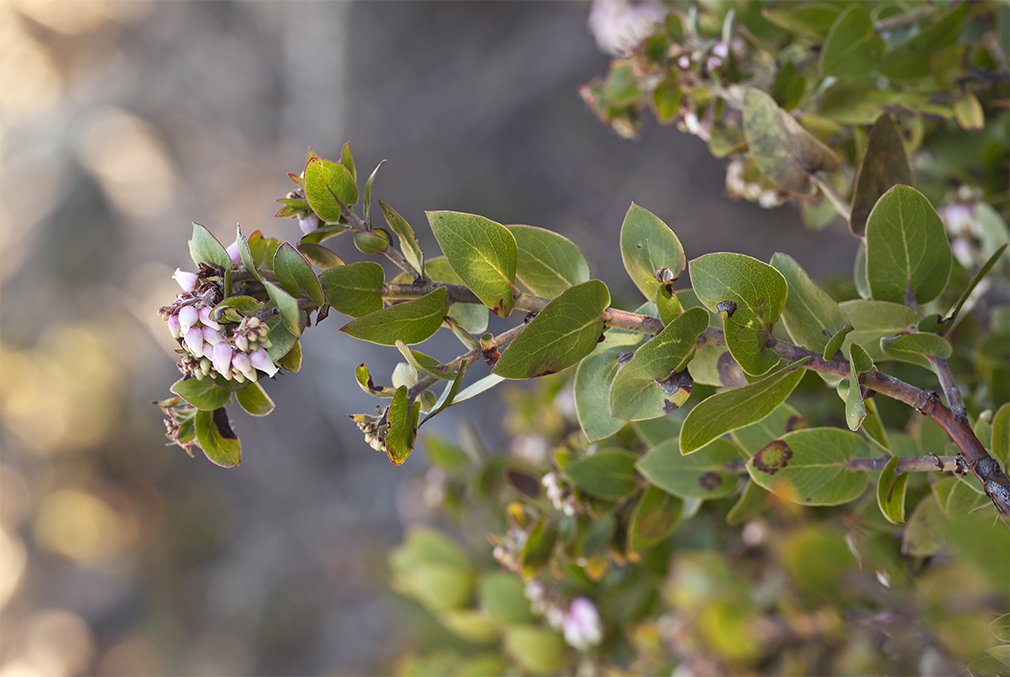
(299, 215), (320, 234)
(177, 305), (199, 332)
(232, 351), (254, 379)
(201, 327), (223, 345)
(249, 348), (279, 377)
(212, 342), (234, 376)
(678, 55), (690, 69)
(167, 313), (182, 339)
(226, 241), (242, 266)
(563, 597), (602, 651)
(199, 306), (221, 331)
(183, 326), (205, 358)
(234, 334), (250, 353)
(712, 41), (729, 58)
(173, 268), (199, 292)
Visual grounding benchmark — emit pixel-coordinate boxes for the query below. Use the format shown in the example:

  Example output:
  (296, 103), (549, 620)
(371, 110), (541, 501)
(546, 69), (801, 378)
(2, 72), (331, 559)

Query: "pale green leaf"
(771, 252), (850, 353)
(637, 438), (742, 500)
(574, 331), (646, 441)
(508, 225), (591, 298)
(819, 6), (885, 77)
(319, 262), (385, 318)
(564, 451), (639, 500)
(620, 203), (686, 301)
(273, 242), (324, 307)
(339, 287), (449, 346)
(189, 222), (233, 270)
(380, 201), (424, 277)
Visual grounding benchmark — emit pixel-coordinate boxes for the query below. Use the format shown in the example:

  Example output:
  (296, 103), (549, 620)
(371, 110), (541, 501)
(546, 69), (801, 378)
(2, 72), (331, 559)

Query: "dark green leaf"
(265, 316), (299, 362)
(380, 201), (424, 277)
(520, 518), (557, 575)
(171, 377), (232, 411)
(320, 262), (385, 318)
(263, 280), (301, 337)
(866, 185), (952, 306)
(681, 360), (808, 454)
(340, 287), (449, 346)
(273, 242), (324, 307)
(771, 253), (851, 353)
(620, 203), (686, 301)
(878, 2), (969, 79)
(627, 485), (683, 556)
(298, 243), (343, 270)
(849, 114), (913, 237)
(235, 382), (275, 417)
(248, 230), (282, 272)
(819, 6), (885, 77)
(194, 407), (241, 467)
(386, 385), (421, 465)
(747, 428), (871, 505)
(508, 225), (591, 298)
(493, 280), (610, 379)
(690, 252), (788, 376)
(189, 222), (232, 270)
(428, 211), (517, 317)
(574, 332), (646, 441)
(276, 338), (301, 372)
(564, 451), (639, 500)
(637, 438), (742, 500)
(362, 160), (385, 223)
(822, 324), (853, 361)
(304, 156), (358, 222)
(762, 3), (840, 38)
(880, 332), (952, 366)
(877, 456), (908, 525)
(731, 403), (808, 457)
(608, 307), (709, 420)
(743, 88), (839, 195)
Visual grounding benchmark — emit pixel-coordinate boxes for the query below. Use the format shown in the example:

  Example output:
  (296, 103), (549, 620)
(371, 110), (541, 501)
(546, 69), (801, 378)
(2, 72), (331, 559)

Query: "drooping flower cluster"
(350, 412), (388, 454)
(158, 266), (279, 384)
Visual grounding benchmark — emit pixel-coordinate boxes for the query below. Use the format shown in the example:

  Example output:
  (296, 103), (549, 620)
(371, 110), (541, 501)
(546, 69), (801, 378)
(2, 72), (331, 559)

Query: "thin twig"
(926, 355), (968, 423)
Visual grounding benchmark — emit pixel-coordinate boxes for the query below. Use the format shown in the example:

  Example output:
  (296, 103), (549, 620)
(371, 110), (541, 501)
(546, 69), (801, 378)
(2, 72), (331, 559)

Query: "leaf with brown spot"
(637, 438), (741, 500)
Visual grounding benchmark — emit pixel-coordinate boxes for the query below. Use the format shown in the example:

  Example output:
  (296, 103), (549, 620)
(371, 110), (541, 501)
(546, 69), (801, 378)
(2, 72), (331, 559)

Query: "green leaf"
(627, 485), (683, 555)
(747, 428), (871, 506)
(731, 403), (808, 458)
(362, 160), (385, 223)
(680, 360), (808, 454)
(656, 284), (683, 325)
(339, 287), (449, 346)
(638, 438), (742, 500)
(878, 1), (969, 79)
(479, 573), (534, 626)
(298, 224), (348, 245)
(380, 201), (424, 277)
(419, 362), (467, 426)
(235, 382), (275, 417)
(854, 241), (871, 300)
(762, 4), (840, 38)
(303, 156), (357, 222)
(990, 613), (1010, 644)
(273, 242), (324, 307)
(424, 257), (488, 334)
(901, 494), (951, 557)
(880, 333), (952, 367)
(574, 331), (646, 441)
(726, 479), (769, 525)
(265, 316), (299, 362)
(189, 222), (233, 270)
(993, 403), (1009, 465)
(653, 79), (682, 124)
(838, 299), (921, 362)
(927, 243), (1010, 336)
(502, 626), (566, 676)
(849, 114), (913, 237)
(493, 280), (610, 379)
(866, 185), (952, 306)
(212, 296), (262, 324)
(320, 262), (384, 319)
(297, 243), (343, 270)
(339, 141), (356, 182)
(845, 343), (874, 431)
(354, 363), (396, 397)
(819, 6), (885, 77)
(620, 203), (686, 301)
(608, 307), (710, 421)
(690, 253), (788, 376)
(427, 211), (517, 318)
(171, 377), (232, 411)
(771, 253), (851, 354)
(508, 225), (591, 298)
(386, 385), (421, 465)
(194, 408), (241, 467)
(564, 451), (639, 500)
(394, 341), (453, 381)
(520, 518), (557, 575)
(877, 456), (908, 525)
(822, 325), (853, 361)
(743, 87), (839, 195)
(819, 83), (899, 126)
(263, 280), (301, 337)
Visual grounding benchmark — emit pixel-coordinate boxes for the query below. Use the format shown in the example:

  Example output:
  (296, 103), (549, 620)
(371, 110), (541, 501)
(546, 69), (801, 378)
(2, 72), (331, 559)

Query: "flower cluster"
(525, 581), (604, 652)
(158, 267), (279, 383)
(350, 412), (387, 454)
(541, 472), (578, 517)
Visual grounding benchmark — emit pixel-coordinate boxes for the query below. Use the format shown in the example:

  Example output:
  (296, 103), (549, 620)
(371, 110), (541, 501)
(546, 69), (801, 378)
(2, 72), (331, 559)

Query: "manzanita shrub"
(157, 2), (1010, 674)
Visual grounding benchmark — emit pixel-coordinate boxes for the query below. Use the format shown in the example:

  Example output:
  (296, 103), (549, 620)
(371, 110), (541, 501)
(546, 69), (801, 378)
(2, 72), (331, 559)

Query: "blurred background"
(0, 2), (858, 674)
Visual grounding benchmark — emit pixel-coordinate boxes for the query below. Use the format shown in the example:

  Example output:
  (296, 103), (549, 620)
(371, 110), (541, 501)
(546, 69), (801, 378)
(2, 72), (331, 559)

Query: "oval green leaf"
(320, 261), (385, 319)
(878, 2), (968, 79)
(850, 114), (913, 237)
(747, 428), (871, 506)
(877, 456), (908, 525)
(274, 242), (324, 307)
(680, 360), (808, 454)
(380, 201), (424, 278)
(880, 332), (952, 364)
(690, 252), (788, 376)
(838, 299), (921, 362)
(189, 222), (233, 270)
(620, 203), (686, 301)
(608, 307), (710, 421)
(627, 485), (683, 555)
(493, 280), (610, 379)
(508, 225), (591, 298)
(564, 451), (639, 501)
(637, 438), (742, 500)
(771, 252), (851, 353)
(866, 185), (952, 306)
(171, 377), (232, 411)
(425, 256), (488, 334)
(194, 407), (241, 468)
(386, 385), (420, 465)
(263, 280), (301, 337)
(574, 331), (646, 441)
(304, 155), (357, 222)
(297, 243), (344, 270)
(235, 382), (275, 417)
(819, 6), (885, 77)
(427, 211), (517, 317)
(339, 287), (449, 346)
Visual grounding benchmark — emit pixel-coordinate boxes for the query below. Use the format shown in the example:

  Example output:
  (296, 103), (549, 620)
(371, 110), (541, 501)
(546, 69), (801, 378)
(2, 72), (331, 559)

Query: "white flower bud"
(231, 351), (255, 379)
(173, 268), (199, 292)
(184, 326), (205, 358)
(234, 334), (249, 353)
(167, 313), (182, 339)
(202, 327), (223, 345)
(249, 348), (279, 377)
(706, 56), (723, 72)
(199, 306), (220, 331)
(712, 41), (729, 58)
(212, 342), (234, 377)
(177, 305), (199, 333)
(563, 598), (603, 651)
(678, 55), (690, 69)
(299, 214), (320, 234)
(226, 241), (242, 266)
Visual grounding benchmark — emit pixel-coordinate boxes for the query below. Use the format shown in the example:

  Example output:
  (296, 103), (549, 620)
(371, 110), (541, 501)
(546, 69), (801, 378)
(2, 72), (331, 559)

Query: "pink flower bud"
(678, 55), (690, 69)
(712, 41), (729, 58)
(231, 351), (254, 379)
(234, 334), (249, 353)
(299, 215), (320, 234)
(212, 342), (234, 376)
(249, 348), (279, 377)
(563, 597), (602, 651)
(226, 241), (242, 266)
(183, 326), (205, 358)
(178, 305), (199, 332)
(173, 268), (199, 292)
(198, 306), (221, 331)
(201, 327), (223, 345)
(167, 313), (182, 339)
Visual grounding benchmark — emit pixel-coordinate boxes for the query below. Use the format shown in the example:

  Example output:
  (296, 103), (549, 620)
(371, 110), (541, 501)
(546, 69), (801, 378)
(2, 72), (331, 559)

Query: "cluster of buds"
(724, 156), (788, 208)
(159, 267), (279, 383)
(489, 527), (528, 575)
(155, 396), (197, 457)
(350, 412), (387, 454)
(525, 581), (604, 652)
(541, 472), (578, 517)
